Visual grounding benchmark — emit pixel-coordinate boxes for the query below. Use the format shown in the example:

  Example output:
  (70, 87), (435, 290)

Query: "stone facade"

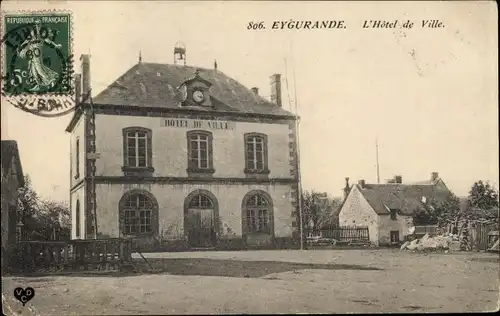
(69, 110), (299, 250)
(338, 185), (380, 245)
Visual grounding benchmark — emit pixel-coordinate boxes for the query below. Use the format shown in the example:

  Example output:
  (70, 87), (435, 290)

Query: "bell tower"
(174, 41), (186, 65)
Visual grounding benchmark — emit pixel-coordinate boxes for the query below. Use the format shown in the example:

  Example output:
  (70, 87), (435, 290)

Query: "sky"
(1, 1), (498, 201)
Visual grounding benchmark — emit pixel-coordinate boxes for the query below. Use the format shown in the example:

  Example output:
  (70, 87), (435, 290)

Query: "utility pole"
(376, 137), (380, 184)
(292, 50), (304, 251)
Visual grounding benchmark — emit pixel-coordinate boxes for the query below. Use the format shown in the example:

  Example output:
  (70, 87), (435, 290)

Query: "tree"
(18, 175), (40, 221)
(17, 174), (71, 241)
(467, 181), (499, 224)
(300, 190), (332, 231)
(413, 193), (460, 228)
(317, 198), (343, 229)
(37, 200), (71, 240)
(468, 180), (499, 210)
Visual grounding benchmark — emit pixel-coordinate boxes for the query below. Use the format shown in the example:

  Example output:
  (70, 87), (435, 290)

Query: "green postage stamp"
(1, 11), (75, 117)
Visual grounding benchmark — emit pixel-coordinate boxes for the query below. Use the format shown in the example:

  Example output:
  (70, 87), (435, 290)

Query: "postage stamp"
(1, 11), (75, 117)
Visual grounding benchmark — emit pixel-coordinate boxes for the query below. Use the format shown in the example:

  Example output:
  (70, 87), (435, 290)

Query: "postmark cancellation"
(1, 10), (75, 117)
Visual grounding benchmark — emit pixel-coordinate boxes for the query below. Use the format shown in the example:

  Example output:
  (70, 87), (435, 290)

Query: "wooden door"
(187, 209), (215, 248)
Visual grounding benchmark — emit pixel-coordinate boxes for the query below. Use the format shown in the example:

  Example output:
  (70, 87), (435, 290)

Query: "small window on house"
(122, 127), (153, 171)
(75, 200), (81, 238)
(244, 133), (269, 174)
(390, 209), (398, 220)
(187, 130), (214, 173)
(421, 196), (427, 204)
(75, 138), (80, 179)
(390, 230), (400, 244)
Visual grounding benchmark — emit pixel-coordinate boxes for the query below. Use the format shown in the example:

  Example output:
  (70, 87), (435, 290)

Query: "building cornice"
(65, 103), (299, 133)
(93, 176), (298, 185)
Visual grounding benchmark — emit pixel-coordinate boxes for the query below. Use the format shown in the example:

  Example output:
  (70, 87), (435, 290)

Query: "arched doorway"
(184, 190), (219, 248)
(241, 190), (274, 247)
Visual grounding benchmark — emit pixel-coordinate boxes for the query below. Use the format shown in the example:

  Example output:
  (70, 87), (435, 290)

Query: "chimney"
(270, 74), (282, 107)
(394, 175), (402, 184)
(80, 54), (91, 101)
(431, 172), (439, 182)
(251, 87), (259, 95)
(343, 177), (351, 200)
(358, 179), (365, 189)
(74, 73), (82, 104)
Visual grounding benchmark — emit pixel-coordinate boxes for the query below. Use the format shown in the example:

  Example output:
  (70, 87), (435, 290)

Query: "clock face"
(192, 90), (204, 103)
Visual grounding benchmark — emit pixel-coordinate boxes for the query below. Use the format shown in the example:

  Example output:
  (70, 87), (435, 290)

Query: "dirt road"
(2, 249), (499, 314)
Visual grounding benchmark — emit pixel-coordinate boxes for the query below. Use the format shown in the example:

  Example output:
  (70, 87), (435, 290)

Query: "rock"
(407, 243), (418, 250)
(400, 241), (410, 250)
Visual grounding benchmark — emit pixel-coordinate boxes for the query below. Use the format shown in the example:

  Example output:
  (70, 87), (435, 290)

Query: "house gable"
(339, 185), (379, 225)
(338, 185), (380, 245)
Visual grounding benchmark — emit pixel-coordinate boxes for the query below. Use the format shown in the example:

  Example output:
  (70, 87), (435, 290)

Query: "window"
(75, 138), (80, 179)
(244, 133), (269, 174)
(390, 230), (400, 244)
(245, 194), (272, 233)
(187, 130), (214, 173)
(390, 209), (398, 220)
(75, 200), (80, 238)
(122, 194), (155, 235)
(189, 194), (214, 209)
(122, 127), (153, 170)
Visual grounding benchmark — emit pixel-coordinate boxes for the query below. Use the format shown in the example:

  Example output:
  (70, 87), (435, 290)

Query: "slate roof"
(358, 182), (452, 216)
(1, 140), (24, 187)
(92, 62), (295, 117)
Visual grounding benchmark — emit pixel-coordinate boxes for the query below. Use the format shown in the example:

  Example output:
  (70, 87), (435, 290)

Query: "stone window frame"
(122, 127), (154, 174)
(243, 133), (270, 176)
(118, 189), (159, 237)
(186, 130), (215, 176)
(241, 190), (275, 236)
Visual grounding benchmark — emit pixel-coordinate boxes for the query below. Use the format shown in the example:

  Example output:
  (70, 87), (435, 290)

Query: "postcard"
(1, 1), (498, 314)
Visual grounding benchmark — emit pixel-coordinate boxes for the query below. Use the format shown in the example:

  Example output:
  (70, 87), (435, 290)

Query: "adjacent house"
(65, 45), (300, 251)
(1, 140), (25, 270)
(338, 172), (452, 246)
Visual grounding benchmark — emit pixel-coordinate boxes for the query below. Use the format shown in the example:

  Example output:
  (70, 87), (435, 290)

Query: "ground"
(2, 249), (499, 315)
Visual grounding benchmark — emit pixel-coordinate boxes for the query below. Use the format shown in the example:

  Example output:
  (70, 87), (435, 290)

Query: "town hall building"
(66, 45), (300, 251)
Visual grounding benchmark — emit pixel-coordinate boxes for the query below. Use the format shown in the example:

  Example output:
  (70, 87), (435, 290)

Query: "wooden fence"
(14, 238), (134, 273)
(414, 225), (439, 237)
(306, 226), (370, 245)
(469, 222), (497, 251)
